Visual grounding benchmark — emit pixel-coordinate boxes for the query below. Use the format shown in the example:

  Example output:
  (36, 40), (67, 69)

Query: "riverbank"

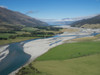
(0, 45), (9, 62)
(0, 27), (98, 75)
(0, 37), (39, 63)
(10, 28), (94, 75)
(0, 28), (63, 75)
(0, 37), (40, 46)
(10, 34), (76, 75)
(0, 37), (40, 64)
(17, 34), (100, 75)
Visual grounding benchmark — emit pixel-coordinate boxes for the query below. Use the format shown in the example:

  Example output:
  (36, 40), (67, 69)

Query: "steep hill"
(0, 7), (48, 31)
(71, 15), (100, 28)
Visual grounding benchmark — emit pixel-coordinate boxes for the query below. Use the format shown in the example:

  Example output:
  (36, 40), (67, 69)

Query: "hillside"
(71, 15), (100, 28)
(0, 7), (48, 31)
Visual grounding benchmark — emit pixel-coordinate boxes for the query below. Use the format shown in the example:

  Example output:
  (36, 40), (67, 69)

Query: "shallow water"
(0, 39), (36, 75)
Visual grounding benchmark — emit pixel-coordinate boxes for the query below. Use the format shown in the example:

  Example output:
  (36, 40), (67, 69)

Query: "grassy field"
(36, 41), (100, 61)
(81, 24), (100, 29)
(0, 26), (63, 45)
(17, 36), (100, 75)
(0, 37), (39, 45)
(16, 63), (50, 75)
(61, 28), (79, 32)
(0, 33), (16, 38)
(70, 37), (97, 42)
(34, 54), (100, 75)
(22, 27), (38, 32)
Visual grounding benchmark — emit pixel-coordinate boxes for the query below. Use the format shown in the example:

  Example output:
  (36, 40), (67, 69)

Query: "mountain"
(62, 15), (95, 21)
(41, 15), (95, 26)
(47, 21), (73, 26)
(71, 15), (100, 27)
(0, 7), (48, 29)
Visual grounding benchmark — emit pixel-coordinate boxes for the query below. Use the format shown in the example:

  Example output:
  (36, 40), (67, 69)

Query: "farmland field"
(17, 39), (100, 75)
(34, 54), (100, 75)
(36, 41), (100, 61)
(0, 26), (62, 45)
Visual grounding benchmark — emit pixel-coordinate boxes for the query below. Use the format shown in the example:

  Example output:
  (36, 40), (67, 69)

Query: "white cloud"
(39, 14), (98, 23)
(40, 19), (58, 22)
(63, 14), (98, 21)
(40, 18), (65, 22)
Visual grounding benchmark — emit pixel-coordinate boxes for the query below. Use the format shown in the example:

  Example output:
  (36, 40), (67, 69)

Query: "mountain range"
(71, 15), (100, 27)
(0, 6), (100, 29)
(0, 7), (48, 29)
(41, 15), (96, 26)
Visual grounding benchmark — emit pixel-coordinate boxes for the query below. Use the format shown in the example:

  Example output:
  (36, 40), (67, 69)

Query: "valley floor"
(16, 35), (100, 75)
(34, 54), (100, 75)
(0, 37), (39, 46)
(0, 27), (99, 75)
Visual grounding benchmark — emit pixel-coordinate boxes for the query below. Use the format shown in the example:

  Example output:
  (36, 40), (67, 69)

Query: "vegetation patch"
(22, 27), (38, 32)
(36, 41), (100, 61)
(81, 24), (100, 29)
(34, 54), (100, 75)
(16, 63), (51, 75)
(61, 28), (79, 32)
(71, 36), (97, 42)
(17, 38), (100, 75)
(0, 26), (62, 45)
(0, 37), (39, 45)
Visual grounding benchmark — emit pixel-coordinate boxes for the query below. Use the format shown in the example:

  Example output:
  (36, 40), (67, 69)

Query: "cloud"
(63, 14), (98, 21)
(40, 14), (98, 23)
(25, 10), (39, 15)
(0, 5), (8, 8)
(40, 19), (63, 22)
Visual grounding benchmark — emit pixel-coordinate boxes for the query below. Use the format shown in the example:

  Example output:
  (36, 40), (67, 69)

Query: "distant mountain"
(0, 7), (48, 28)
(62, 15), (95, 21)
(40, 19), (74, 26)
(47, 21), (73, 26)
(71, 15), (100, 27)
(41, 15), (95, 26)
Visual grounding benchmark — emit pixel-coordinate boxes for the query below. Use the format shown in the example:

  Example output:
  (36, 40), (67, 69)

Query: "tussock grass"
(81, 24), (100, 29)
(0, 37), (39, 45)
(71, 37), (97, 42)
(61, 28), (79, 32)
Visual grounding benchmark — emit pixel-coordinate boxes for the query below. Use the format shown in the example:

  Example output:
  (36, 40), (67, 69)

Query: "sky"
(0, 0), (100, 20)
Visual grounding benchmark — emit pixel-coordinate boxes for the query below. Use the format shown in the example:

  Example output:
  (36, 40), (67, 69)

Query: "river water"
(0, 32), (99, 75)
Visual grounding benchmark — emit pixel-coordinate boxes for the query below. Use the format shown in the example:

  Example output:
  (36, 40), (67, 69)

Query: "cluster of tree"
(0, 37), (8, 40)
(0, 35), (17, 40)
(0, 31), (56, 40)
(31, 31), (55, 35)
(16, 31), (55, 37)
(35, 26), (62, 31)
(0, 31), (16, 33)
(16, 63), (40, 75)
(0, 25), (62, 40)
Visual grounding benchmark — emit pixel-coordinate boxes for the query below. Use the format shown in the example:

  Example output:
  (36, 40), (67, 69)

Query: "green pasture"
(17, 40), (100, 75)
(0, 33), (16, 38)
(36, 41), (100, 61)
(34, 54), (100, 75)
